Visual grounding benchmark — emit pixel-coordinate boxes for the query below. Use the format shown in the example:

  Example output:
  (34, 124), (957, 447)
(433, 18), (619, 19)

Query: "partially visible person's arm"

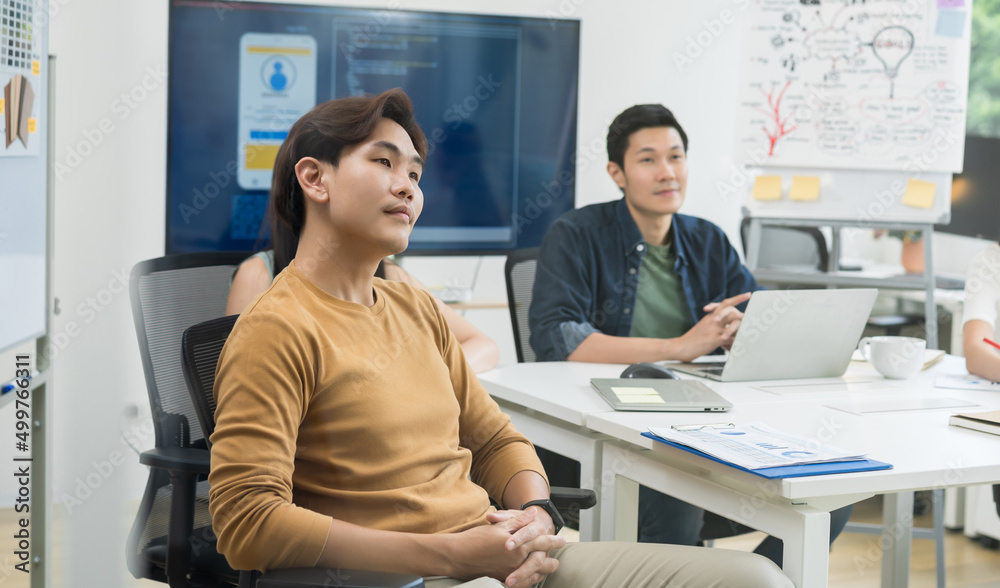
(225, 256), (273, 315)
(962, 246), (1000, 382)
(383, 261), (500, 372)
(964, 320), (1000, 382)
(568, 292), (750, 363)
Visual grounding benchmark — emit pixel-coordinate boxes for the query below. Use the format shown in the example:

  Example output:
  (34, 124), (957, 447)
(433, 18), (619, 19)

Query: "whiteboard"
(0, 0), (48, 354)
(734, 0), (972, 173)
(741, 166), (951, 224)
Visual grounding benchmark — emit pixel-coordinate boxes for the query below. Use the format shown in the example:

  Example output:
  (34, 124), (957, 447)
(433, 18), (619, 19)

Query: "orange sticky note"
(32, 61), (40, 76)
(902, 179), (935, 209)
(752, 175), (782, 201)
(789, 176), (820, 201)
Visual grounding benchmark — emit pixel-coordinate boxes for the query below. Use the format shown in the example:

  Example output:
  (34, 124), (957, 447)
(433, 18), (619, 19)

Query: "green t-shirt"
(628, 240), (693, 339)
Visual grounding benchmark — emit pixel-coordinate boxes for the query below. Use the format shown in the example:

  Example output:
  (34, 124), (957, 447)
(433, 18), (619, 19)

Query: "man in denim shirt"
(528, 103), (851, 565)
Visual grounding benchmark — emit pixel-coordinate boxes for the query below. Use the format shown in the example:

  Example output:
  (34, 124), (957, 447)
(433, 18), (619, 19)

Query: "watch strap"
(520, 499), (565, 534)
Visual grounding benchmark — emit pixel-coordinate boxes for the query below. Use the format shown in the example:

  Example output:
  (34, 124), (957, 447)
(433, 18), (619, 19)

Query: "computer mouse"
(620, 362), (680, 379)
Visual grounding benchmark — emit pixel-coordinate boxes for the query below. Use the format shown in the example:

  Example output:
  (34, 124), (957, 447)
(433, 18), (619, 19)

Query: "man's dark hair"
(606, 104), (688, 169)
(269, 88), (428, 271)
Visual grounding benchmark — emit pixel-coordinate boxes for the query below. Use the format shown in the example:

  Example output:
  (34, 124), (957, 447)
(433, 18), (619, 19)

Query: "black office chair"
(126, 251), (251, 588)
(178, 315), (595, 587)
(739, 217), (829, 273)
(503, 248), (586, 526)
(504, 247), (540, 363)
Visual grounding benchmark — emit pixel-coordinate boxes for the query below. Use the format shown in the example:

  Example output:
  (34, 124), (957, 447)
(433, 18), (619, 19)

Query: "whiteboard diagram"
(734, 0), (972, 173)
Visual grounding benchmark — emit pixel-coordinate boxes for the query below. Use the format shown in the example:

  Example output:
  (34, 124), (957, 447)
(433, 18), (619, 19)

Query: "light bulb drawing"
(869, 25), (914, 99)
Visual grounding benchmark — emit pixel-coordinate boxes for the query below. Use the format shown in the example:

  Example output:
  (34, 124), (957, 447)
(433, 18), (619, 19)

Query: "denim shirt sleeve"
(721, 233), (762, 300)
(529, 218), (600, 361)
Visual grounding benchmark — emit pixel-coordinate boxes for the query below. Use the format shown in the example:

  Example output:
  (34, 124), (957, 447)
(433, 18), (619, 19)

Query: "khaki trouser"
(423, 541), (794, 588)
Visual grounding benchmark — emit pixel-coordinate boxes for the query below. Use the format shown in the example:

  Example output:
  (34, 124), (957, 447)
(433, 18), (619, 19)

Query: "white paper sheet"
(647, 421), (865, 470)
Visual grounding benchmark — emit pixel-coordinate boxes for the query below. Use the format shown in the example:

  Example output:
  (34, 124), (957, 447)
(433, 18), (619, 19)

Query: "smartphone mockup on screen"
(237, 32), (317, 190)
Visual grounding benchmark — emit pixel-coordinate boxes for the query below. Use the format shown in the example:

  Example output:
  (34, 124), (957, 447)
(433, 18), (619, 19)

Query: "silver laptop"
(671, 289), (878, 382)
(590, 378), (733, 412)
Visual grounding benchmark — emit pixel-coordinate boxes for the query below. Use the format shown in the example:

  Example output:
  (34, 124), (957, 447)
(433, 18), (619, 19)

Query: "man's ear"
(607, 161), (626, 190)
(294, 157), (329, 204)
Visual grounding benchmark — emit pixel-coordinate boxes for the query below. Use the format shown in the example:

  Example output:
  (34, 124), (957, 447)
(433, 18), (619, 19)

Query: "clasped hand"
(449, 507), (566, 588)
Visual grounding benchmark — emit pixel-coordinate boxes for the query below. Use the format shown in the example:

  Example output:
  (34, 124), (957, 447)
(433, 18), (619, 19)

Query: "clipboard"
(640, 432), (893, 479)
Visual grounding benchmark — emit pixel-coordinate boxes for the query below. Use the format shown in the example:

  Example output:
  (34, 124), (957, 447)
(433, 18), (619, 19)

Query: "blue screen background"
(167, 1), (579, 255)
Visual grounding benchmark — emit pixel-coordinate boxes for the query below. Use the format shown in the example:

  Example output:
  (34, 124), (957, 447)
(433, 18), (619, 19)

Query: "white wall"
(34, 0), (993, 585)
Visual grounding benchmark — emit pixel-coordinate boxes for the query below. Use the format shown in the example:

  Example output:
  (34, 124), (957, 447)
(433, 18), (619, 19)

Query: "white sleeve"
(963, 245), (1000, 332)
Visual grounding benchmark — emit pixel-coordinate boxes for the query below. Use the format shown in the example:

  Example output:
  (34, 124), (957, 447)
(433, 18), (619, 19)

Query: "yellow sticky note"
(902, 179), (935, 209)
(0, 98), (4, 114)
(610, 386), (659, 399)
(789, 176), (820, 201)
(27, 118), (36, 133)
(618, 394), (666, 404)
(32, 60), (40, 76)
(752, 175), (782, 201)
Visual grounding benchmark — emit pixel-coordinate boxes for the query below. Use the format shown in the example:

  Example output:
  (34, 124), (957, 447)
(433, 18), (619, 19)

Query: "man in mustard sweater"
(209, 88), (792, 588)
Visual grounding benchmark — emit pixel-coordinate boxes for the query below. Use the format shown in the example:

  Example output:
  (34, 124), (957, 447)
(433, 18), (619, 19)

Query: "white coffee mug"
(857, 336), (927, 379)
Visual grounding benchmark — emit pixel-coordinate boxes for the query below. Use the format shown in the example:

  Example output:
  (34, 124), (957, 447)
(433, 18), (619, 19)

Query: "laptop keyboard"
(700, 367), (726, 376)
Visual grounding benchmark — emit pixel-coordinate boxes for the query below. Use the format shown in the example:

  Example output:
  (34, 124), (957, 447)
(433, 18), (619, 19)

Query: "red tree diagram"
(754, 81), (798, 157)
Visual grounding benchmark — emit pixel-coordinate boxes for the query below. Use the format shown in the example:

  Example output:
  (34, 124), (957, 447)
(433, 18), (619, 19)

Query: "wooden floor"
(2, 495), (1000, 587)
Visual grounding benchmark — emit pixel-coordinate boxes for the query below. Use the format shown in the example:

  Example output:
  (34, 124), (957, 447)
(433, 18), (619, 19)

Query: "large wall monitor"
(167, 1), (580, 255)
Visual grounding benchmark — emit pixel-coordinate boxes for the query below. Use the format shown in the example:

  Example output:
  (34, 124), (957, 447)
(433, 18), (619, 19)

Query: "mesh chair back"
(182, 315), (239, 446)
(131, 252), (249, 449)
(740, 217), (829, 271)
(127, 251), (248, 583)
(504, 248), (540, 363)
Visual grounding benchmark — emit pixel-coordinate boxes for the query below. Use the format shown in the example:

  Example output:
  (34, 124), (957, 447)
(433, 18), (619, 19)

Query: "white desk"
(481, 357), (1000, 588)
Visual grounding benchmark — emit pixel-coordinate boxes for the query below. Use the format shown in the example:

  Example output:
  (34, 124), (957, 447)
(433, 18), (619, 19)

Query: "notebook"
(590, 378), (732, 412)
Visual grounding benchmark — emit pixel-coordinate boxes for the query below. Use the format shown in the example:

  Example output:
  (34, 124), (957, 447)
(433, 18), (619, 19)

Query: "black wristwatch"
(521, 499), (565, 534)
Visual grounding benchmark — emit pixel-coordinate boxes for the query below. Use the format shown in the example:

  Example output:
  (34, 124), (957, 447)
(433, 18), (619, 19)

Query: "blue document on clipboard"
(643, 421), (892, 479)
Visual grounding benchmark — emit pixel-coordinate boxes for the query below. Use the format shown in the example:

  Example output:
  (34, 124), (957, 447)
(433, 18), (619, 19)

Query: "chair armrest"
(550, 486), (597, 511)
(245, 568), (423, 588)
(139, 447), (211, 475)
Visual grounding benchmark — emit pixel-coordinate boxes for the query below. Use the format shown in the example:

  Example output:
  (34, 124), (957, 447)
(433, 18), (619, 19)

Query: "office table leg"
(599, 457), (638, 542)
(496, 404), (606, 541)
(881, 491), (915, 588)
(599, 442), (839, 588)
